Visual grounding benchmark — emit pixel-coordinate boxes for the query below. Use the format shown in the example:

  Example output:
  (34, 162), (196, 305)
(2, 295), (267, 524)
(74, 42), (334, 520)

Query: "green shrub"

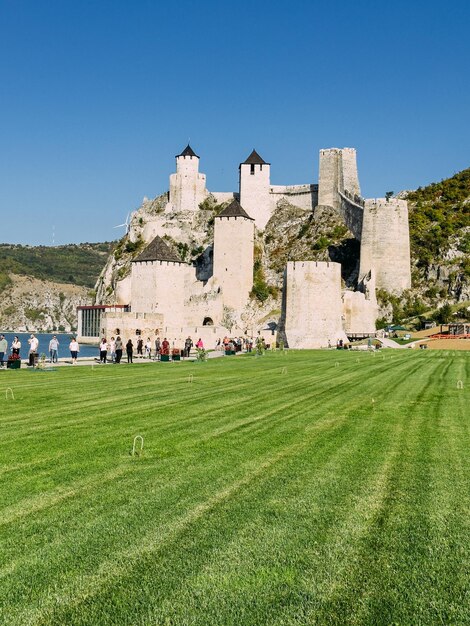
(312, 236), (330, 251)
(435, 303), (453, 324)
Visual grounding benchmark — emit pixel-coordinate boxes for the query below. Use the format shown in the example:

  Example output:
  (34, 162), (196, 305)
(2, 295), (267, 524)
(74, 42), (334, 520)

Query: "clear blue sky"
(1, 0), (469, 245)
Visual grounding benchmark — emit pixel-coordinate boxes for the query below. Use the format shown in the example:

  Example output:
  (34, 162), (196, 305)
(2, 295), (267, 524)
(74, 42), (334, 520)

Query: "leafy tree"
(435, 303), (453, 324)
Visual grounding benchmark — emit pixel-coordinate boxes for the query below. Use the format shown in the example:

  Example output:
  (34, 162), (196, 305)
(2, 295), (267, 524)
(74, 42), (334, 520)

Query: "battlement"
(282, 260), (347, 349)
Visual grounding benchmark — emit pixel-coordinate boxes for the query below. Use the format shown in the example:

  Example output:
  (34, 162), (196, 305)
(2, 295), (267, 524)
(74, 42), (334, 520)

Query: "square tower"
(239, 149), (271, 229)
(213, 200), (255, 312)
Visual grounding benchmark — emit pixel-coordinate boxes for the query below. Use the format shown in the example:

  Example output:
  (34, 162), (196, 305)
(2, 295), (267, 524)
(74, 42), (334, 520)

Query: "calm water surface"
(0, 332), (98, 358)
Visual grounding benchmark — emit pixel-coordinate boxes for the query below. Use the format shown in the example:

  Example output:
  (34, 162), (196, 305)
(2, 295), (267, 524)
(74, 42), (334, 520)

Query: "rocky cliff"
(0, 274), (88, 332)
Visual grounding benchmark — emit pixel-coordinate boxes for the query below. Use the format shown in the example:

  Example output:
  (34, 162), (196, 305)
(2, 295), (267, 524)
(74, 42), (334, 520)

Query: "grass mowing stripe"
(7, 417), (352, 625)
(0, 351), (468, 625)
(24, 412), (377, 625)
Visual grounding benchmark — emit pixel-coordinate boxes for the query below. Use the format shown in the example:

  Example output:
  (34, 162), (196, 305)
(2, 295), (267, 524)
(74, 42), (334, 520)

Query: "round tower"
(169, 144), (207, 212)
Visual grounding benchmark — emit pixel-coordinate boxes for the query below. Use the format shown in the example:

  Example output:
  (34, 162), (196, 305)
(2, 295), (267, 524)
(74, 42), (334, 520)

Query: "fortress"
(78, 144), (411, 348)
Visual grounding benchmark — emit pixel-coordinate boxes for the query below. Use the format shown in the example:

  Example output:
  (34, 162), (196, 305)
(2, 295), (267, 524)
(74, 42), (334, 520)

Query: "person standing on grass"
(28, 334), (39, 366)
(136, 337), (143, 357)
(0, 334), (7, 368)
(184, 336), (193, 358)
(99, 338), (108, 364)
(145, 337), (152, 359)
(110, 336), (116, 363)
(11, 336), (21, 356)
(49, 335), (59, 363)
(115, 336), (123, 364)
(126, 339), (134, 363)
(155, 336), (161, 361)
(196, 338), (203, 349)
(69, 337), (79, 365)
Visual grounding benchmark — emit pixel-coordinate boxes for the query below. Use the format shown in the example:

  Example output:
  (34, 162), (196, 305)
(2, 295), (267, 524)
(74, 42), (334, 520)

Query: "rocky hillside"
(0, 275), (88, 333)
(376, 168), (470, 325)
(0, 243), (114, 332)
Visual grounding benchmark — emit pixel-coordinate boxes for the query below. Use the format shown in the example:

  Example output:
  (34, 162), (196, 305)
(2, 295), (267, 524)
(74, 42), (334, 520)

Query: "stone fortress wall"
(317, 147), (411, 293)
(282, 261), (348, 349)
(85, 143), (411, 350)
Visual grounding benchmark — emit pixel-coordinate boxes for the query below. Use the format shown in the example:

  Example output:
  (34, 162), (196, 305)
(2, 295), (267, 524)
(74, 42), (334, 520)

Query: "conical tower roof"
(216, 199), (254, 221)
(176, 144), (199, 159)
(241, 149), (269, 165)
(133, 235), (183, 263)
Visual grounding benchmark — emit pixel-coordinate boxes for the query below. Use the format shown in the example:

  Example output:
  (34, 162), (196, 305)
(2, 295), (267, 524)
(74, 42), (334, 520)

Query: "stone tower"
(239, 149), (271, 230)
(359, 198), (412, 293)
(317, 147), (360, 209)
(281, 261), (348, 349)
(169, 144), (207, 213)
(131, 235), (190, 325)
(213, 200), (255, 311)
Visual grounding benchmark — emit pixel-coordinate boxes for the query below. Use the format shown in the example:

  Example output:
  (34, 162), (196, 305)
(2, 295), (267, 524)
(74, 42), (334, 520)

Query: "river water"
(0, 332), (99, 359)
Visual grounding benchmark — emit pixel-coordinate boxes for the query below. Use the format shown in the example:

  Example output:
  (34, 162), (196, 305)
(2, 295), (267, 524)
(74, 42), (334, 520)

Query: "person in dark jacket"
(184, 336), (193, 358)
(126, 339), (133, 364)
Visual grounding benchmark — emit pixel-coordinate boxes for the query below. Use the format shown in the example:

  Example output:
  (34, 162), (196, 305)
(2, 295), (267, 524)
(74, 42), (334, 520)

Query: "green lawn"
(0, 350), (468, 625)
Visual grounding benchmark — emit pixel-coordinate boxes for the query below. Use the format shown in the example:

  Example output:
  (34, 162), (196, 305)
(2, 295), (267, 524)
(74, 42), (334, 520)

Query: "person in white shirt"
(11, 337), (21, 356)
(110, 337), (116, 363)
(28, 334), (39, 366)
(99, 338), (108, 364)
(69, 338), (79, 364)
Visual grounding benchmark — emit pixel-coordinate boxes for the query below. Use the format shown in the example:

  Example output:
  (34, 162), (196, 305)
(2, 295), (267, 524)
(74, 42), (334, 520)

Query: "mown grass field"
(0, 350), (468, 625)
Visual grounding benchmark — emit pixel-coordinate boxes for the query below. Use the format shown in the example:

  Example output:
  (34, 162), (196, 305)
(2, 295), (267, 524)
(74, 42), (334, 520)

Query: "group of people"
(0, 334), (43, 367)
(0, 332), (261, 369)
(95, 335), (209, 364)
(97, 335), (180, 364)
(216, 336), (254, 352)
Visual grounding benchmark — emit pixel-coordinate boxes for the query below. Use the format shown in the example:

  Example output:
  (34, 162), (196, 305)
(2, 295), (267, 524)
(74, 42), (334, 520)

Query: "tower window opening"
(250, 164), (255, 175)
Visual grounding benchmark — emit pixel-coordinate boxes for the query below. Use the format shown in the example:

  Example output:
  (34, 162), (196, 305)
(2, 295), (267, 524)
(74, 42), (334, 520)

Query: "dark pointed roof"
(216, 199), (254, 221)
(176, 144), (199, 159)
(241, 149), (269, 165)
(133, 235), (183, 263)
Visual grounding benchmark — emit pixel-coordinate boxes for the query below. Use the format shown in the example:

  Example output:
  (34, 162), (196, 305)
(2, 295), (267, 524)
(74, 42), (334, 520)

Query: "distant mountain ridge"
(0, 242), (115, 291)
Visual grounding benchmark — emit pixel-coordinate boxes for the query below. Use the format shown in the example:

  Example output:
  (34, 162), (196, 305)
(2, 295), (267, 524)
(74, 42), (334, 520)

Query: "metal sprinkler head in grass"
(131, 435), (144, 457)
(335, 362), (339, 368)
(281, 367), (287, 374)
(457, 380), (464, 390)
(187, 374), (194, 383)
(5, 387), (15, 400)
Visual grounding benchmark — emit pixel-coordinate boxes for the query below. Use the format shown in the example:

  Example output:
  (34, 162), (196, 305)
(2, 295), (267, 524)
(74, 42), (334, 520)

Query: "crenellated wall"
(282, 261), (348, 349)
(316, 147), (410, 295)
(131, 260), (195, 324)
(269, 184), (318, 212)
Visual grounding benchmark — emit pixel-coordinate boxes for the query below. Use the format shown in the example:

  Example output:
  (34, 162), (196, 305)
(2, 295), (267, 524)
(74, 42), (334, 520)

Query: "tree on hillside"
(435, 302), (453, 324)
